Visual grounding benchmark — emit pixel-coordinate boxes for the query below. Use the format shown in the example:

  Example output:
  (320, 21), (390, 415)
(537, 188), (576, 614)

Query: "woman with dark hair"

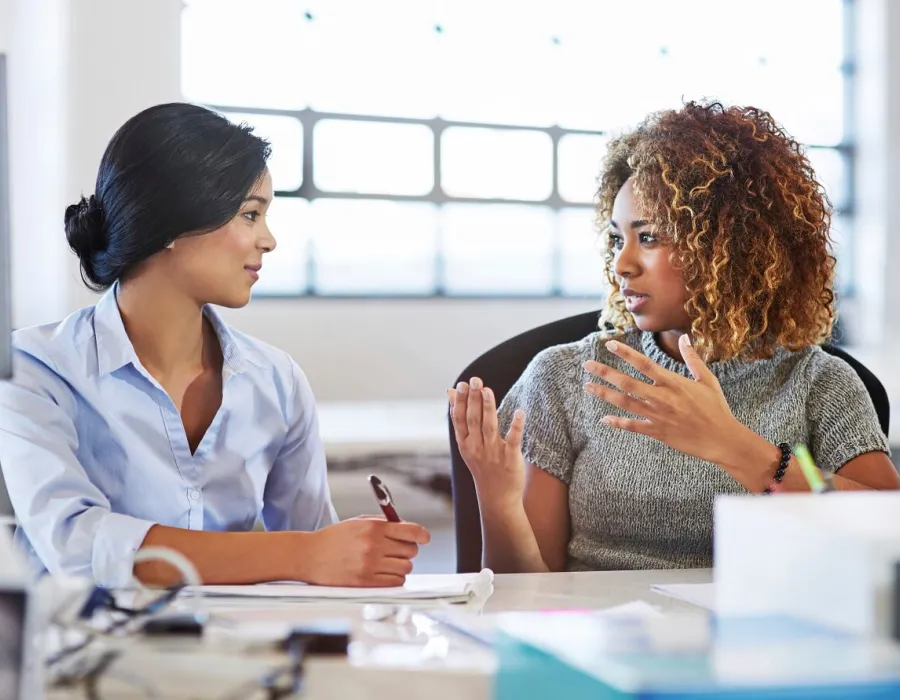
(450, 101), (898, 574)
(0, 103), (429, 588)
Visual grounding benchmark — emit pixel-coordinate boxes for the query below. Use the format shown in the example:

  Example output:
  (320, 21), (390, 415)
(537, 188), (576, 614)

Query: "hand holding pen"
(369, 474), (402, 522)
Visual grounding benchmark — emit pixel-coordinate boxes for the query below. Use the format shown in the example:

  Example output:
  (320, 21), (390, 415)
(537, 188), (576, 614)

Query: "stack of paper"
(181, 569), (494, 605)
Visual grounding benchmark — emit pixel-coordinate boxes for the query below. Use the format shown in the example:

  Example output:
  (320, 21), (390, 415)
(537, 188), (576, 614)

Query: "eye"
(639, 231), (658, 245)
(243, 210), (261, 222)
(610, 234), (624, 251)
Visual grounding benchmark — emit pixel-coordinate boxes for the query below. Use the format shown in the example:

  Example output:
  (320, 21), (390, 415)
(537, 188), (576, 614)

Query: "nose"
(258, 218), (277, 254)
(613, 237), (640, 281)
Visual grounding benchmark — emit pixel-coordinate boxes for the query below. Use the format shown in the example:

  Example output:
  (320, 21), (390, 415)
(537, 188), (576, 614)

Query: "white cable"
(131, 546), (202, 587)
(130, 546), (204, 618)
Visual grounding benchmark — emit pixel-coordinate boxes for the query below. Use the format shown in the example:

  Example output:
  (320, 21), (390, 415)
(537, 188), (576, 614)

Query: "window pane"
(182, 1), (315, 109)
(302, 0), (440, 118)
(806, 148), (847, 212)
(436, 0), (557, 126)
(313, 120), (434, 196)
(441, 204), (555, 294)
(441, 128), (553, 201)
(558, 208), (606, 297)
(309, 199), (438, 294)
(558, 134), (609, 204)
(223, 112), (304, 192)
(254, 198), (309, 295)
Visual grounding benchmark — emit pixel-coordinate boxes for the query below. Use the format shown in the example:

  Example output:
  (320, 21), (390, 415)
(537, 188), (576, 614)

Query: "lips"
(245, 264), (261, 281)
(622, 288), (649, 312)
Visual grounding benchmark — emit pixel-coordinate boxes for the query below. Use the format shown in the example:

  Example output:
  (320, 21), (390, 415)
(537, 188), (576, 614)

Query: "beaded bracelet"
(763, 443), (792, 494)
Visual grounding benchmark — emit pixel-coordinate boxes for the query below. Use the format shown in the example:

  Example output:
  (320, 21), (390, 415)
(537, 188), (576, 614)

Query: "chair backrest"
(448, 312), (892, 573)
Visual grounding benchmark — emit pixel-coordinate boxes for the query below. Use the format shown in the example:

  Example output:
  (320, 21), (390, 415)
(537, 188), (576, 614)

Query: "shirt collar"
(94, 281), (264, 377)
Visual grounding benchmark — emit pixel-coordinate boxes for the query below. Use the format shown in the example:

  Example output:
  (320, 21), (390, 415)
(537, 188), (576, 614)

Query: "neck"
(656, 329), (686, 362)
(116, 274), (216, 376)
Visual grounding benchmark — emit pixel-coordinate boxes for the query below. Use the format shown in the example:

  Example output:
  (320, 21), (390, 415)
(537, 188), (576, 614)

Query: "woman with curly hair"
(450, 101), (899, 573)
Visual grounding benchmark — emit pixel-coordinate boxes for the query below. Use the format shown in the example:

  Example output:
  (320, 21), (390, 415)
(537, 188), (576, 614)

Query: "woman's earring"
(166, 241), (175, 249)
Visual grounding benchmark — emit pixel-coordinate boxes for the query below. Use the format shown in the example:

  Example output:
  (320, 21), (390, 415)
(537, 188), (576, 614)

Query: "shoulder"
(797, 345), (873, 396)
(218, 321), (315, 404)
(11, 306), (98, 390)
(787, 344), (863, 385)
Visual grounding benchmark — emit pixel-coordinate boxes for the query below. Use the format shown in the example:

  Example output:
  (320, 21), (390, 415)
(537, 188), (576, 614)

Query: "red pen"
(368, 474), (402, 522)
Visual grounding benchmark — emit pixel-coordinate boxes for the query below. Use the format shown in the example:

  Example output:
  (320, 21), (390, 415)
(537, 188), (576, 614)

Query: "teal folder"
(494, 611), (900, 699)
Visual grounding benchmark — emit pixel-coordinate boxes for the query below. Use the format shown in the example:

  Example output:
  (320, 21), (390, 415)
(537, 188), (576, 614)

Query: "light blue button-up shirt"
(0, 285), (337, 587)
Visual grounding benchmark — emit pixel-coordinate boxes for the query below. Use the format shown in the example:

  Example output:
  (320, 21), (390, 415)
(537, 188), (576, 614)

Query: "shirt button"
(190, 490), (201, 501)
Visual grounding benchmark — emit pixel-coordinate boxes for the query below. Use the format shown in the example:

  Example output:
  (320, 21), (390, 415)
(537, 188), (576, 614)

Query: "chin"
(209, 290), (253, 309)
(630, 314), (664, 333)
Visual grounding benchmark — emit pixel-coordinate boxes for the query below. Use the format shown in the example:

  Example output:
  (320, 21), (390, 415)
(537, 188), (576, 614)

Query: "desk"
(45, 569), (712, 700)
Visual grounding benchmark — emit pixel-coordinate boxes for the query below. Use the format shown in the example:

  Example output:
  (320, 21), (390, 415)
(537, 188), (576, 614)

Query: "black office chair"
(448, 310), (891, 573)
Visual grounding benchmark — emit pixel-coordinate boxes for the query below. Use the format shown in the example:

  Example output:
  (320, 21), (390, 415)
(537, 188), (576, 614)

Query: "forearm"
(135, 525), (316, 586)
(478, 498), (549, 574)
(717, 428), (888, 493)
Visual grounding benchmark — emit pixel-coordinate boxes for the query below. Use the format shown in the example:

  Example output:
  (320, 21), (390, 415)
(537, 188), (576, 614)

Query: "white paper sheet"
(651, 582), (716, 611)
(182, 570), (494, 604)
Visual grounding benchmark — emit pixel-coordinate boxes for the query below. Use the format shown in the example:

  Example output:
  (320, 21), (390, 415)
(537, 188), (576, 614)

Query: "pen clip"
(369, 475), (394, 507)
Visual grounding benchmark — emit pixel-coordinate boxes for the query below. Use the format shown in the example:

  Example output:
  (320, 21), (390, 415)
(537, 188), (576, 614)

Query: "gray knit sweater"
(496, 328), (891, 571)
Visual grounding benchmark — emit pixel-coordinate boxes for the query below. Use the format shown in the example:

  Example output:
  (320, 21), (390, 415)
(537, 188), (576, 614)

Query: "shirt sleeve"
(496, 344), (581, 484)
(261, 357), (338, 531)
(0, 350), (155, 588)
(805, 350), (892, 473)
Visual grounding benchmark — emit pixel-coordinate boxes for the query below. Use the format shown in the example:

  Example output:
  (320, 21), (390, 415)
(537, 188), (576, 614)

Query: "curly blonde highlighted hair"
(596, 101), (837, 362)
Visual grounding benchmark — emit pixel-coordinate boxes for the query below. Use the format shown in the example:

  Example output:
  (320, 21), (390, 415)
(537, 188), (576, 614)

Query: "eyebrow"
(609, 219), (649, 230)
(243, 195), (269, 206)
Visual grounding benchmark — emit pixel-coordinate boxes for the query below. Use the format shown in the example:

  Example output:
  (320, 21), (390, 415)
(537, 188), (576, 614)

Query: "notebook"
(181, 569), (494, 604)
(651, 582), (716, 611)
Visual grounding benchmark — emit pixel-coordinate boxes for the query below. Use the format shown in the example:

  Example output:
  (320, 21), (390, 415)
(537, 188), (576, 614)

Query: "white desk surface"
(46, 568), (712, 700)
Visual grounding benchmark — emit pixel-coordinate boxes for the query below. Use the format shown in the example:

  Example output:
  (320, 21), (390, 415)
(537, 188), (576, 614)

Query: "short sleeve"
(805, 351), (891, 473)
(497, 345), (581, 484)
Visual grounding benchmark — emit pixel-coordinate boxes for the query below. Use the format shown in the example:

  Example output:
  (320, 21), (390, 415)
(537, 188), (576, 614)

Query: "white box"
(714, 492), (900, 637)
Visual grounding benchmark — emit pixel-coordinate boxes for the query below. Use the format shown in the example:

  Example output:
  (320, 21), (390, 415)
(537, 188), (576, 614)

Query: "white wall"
(3, 0), (900, 403)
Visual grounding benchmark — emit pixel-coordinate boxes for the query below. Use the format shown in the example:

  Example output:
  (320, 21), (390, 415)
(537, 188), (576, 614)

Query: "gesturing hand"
(583, 334), (747, 465)
(448, 378), (526, 511)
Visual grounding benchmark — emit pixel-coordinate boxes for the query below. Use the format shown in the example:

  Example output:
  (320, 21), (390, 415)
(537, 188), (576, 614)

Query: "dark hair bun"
(65, 195), (107, 287)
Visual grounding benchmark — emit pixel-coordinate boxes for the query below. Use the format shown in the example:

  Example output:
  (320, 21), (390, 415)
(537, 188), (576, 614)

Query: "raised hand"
(582, 334), (746, 466)
(449, 378), (526, 511)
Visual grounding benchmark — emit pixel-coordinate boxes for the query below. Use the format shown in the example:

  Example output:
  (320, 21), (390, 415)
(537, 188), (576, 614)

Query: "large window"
(182, 0), (853, 298)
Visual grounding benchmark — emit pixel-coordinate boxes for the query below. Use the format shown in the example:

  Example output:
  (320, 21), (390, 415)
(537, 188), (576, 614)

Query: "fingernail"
(606, 341), (619, 353)
(457, 382), (468, 394)
(600, 416), (612, 425)
(682, 334), (691, 346)
(482, 388), (493, 401)
(514, 409), (525, 420)
(471, 377), (482, 390)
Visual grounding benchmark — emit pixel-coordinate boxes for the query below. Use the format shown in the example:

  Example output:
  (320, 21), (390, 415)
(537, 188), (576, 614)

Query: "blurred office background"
(1, 0), (897, 570)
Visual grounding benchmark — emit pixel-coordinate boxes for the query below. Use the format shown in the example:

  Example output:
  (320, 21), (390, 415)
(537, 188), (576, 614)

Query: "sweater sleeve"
(804, 350), (891, 473)
(497, 344), (582, 484)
